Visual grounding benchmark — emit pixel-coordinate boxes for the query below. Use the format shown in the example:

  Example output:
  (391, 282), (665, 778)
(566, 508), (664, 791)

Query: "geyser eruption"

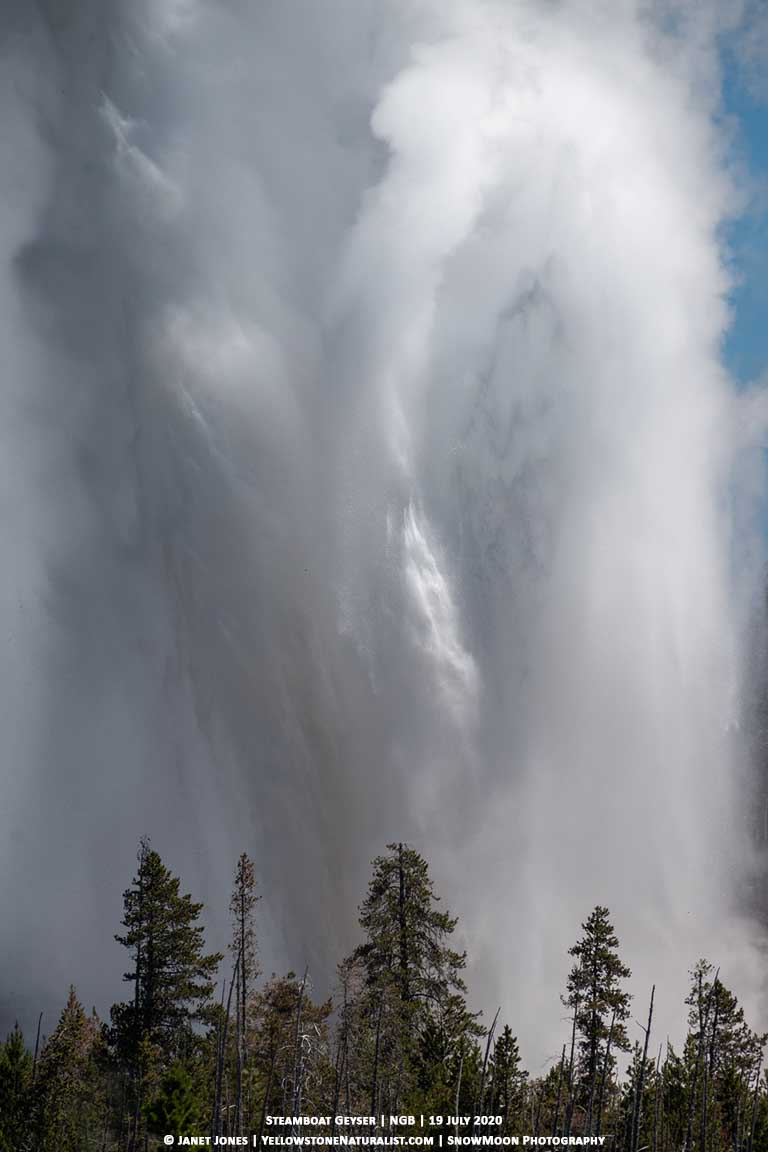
(0, 0), (765, 1060)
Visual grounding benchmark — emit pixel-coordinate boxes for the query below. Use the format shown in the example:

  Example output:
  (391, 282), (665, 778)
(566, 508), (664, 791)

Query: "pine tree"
(229, 852), (260, 1135)
(145, 1062), (202, 1140)
(31, 987), (106, 1152)
(0, 1023), (32, 1152)
(111, 838), (222, 1148)
(112, 839), (222, 1060)
(355, 843), (470, 1020)
(491, 1026), (528, 1134)
(564, 906), (631, 1133)
(681, 962), (767, 1152)
(348, 843), (479, 1120)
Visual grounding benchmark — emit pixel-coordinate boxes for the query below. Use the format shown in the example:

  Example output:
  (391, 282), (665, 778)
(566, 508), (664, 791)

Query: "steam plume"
(0, 0), (765, 1061)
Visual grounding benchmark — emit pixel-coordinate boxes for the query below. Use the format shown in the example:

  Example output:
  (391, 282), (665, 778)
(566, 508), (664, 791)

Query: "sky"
(722, 36), (768, 385)
(1, 0), (768, 1069)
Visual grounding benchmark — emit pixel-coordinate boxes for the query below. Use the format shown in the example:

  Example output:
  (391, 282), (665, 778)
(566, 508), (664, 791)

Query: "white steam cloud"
(1, 0), (766, 1063)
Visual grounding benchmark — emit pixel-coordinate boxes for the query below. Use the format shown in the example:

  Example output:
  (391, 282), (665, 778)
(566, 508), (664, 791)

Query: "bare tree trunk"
(291, 968), (309, 1129)
(684, 972), (714, 1152)
(701, 978), (720, 1152)
(565, 992), (580, 1137)
(257, 1036), (278, 1151)
(552, 1045), (567, 1138)
(370, 994), (384, 1119)
(215, 957), (239, 1139)
(472, 1008), (500, 1132)
(234, 980), (242, 1137)
(224, 1075), (231, 1137)
(211, 978), (227, 1139)
(652, 1045), (662, 1152)
(339, 970), (352, 1116)
(734, 1074), (744, 1152)
(488, 1053), (498, 1124)
(454, 1049), (465, 1139)
(31, 1011), (43, 1084)
(747, 1057), (762, 1152)
(631, 985), (655, 1152)
(331, 1033), (345, 1137)
(596, 1011), (616, 1139)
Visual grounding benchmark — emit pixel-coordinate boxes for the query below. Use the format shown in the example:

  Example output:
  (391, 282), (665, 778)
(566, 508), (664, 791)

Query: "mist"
(1, 0), (766, 1066)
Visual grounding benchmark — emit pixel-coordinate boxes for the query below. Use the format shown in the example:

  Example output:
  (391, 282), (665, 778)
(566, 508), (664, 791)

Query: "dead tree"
(214, 954), (240, 1139)
(595, 1011), (616, 1138)
(488, 1049), (499, 1125)
(370, 993), (384, 1121)
(290, 968), (309, 1129)
(454, 1048), (465, 1139)
(256, 1015), (281, 1152)
(211, 977), (227, 1138)
(552, 1045), (567, 1138)
(330, 1031), (345, 1138)
(472, 1008), (500, 1131)
(630, 985), (655, 1152)
(652, 1044), (662, 1152)
(31, 1011), (43, 1083)
(565, 990), (581, 1137)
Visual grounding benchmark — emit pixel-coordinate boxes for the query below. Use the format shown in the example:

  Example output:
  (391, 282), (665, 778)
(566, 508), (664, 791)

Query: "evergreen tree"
(32, 987), (105, 1152)
(111, 838), (221, 1149)
(347, 843), (479, 1120)
(662, 1042), (689, 1152)
(355, 843), (470, 1025)
(620, 1040), (657, 1152)
(564, 906), (631, 1133)
(0, 1024), (32, 1152)
(681, 962), (767, 1152)
(145, 1062), (202, 1140)
(229, 852), (260, 1135)
(112, 839), (222, 1061)
(8, 834), (768, 1152)
(490, 1026), (528, 1134)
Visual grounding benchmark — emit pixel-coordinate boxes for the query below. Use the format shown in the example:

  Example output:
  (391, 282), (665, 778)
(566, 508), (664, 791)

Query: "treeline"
(1, 840), (767, 1152)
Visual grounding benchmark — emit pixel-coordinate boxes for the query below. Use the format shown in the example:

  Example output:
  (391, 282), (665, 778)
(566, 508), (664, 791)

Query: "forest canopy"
(1, 841), (766, 1152)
